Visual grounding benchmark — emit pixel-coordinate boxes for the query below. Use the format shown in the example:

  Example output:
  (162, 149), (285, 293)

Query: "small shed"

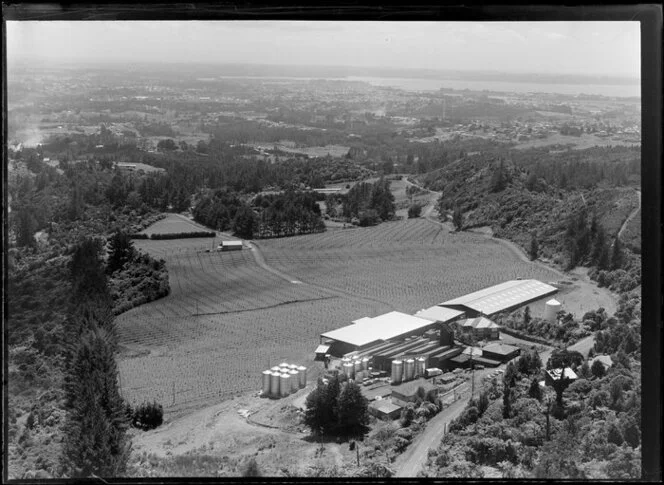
(219, 241), (243, 251)
(545, 367), (578, 388)
(391, 378), (437, 406)
(369, 399), (402, 420)
(589, 354), (613, 371)
(314, 344), (331, 361)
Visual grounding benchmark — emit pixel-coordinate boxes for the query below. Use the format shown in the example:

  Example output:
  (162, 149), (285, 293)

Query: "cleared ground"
(138, 213), (219, 236)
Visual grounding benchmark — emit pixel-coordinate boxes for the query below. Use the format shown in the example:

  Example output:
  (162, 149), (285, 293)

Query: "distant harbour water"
(214, 75), (640, 98)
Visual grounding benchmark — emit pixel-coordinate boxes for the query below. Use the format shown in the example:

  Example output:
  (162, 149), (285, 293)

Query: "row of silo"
(390, 356), (428, 384)
(340, 355), (371, 380)
(261, 364), (307, 398)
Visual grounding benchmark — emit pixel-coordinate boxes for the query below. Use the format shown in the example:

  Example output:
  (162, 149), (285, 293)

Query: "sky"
(6, 21), (640, 79)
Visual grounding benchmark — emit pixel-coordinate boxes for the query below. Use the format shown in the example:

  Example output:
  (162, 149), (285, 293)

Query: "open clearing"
(513, 132), (640, 150)
(139, 213), (219, 236)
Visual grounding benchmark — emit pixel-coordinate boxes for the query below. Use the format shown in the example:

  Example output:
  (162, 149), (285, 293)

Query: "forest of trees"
(325, 177), (396, 226)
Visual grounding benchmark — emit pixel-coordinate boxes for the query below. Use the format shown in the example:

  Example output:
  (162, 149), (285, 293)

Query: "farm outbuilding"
(439, 279), (558, 317)
(219, 241), (243, 251)
(368, 399), (402, 420)
(545, 367), (578, 388)
(320, 311), (437, 357)
(390, 379), (438, 407)
(414, 306), (465, 324)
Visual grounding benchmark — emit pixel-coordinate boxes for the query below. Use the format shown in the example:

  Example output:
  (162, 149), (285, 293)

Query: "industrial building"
(439, 279), (558, 317)
(368, 400), (402, 420)
(319, 311), (438, 356)
(455, 316), (501, 340)
(315, 279), (557, 386)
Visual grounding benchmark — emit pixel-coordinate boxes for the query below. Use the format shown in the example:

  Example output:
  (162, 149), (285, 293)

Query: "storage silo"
(298, 366), (307, 388)
(362, 357), (370, 371)
(343, 362), (354, 379)
(262, 370), (272, 395)
(392, 360), (403, 385)
(353, 360), (362, 375)
(543, 299), (562, 323)
(270, 371), (280, 397)
(289, 369), (299, 392)
(416, 357), (426, 378)
(405, 359), (415, 381)
(280, 362), (289, 368)
(271, 366), (281, 373)
(289, 364), (298, 370)
(280, 373), (291, 397)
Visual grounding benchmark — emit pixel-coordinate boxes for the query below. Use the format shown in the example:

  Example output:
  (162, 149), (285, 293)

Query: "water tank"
(416, 357), (426, 377)
(362, 357), (370, 371)
(543, 299), (562, 323)
(405, 359), (415, 381)
(270, 371), (280, 397)
(343, 362), (354, 379)
(354, 360), (362, 375)
(280, 373), (291, 397)
(393, 360), (403, 385)
(262, 370), (271, 395)
(298, 366), (307, 388)
(289, 369), (299, 392)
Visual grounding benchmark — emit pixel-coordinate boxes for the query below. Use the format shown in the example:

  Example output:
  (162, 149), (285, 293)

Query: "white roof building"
(321, 311), (435, 349)
(440, 279), (558, 316)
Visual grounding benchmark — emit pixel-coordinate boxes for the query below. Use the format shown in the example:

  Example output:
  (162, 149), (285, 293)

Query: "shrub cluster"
(130, 401), (164, 431)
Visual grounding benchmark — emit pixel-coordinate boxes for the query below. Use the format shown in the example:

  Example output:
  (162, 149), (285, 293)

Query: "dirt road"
(394, 386), (470, 477)
(618, 189), (641, 240)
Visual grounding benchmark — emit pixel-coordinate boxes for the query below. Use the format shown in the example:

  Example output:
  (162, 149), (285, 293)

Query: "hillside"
(415, 148), (640, 295)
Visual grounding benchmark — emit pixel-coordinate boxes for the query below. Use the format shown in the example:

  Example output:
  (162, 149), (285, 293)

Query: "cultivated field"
(117, 215), (563, 416)
(258, 218), (561, 314)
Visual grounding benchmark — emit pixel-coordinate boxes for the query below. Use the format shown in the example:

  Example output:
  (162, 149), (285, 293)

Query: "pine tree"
(452, 207), (463, 231)
(106, 231), (135, 274)
(61, 325), (131, 478)
(336, 381), (370, 436)
(529, 378), (542, 401)
(70, 238), (109, 299)
(528, 234), (539, 261)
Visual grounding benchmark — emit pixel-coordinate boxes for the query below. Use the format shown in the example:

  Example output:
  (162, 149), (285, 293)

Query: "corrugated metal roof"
(415, 306), (464, 323)
(440, 279), (558, 315)
(482, 342), (520, 355)
(321, 311), (435, 348)
(459, 317), (500, 329)
(314, 344), (330, 354)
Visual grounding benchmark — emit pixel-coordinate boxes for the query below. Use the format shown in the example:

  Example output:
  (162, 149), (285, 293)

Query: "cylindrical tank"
(543, 299), (562, 323)
(298, 366), (307, 388)
(279, 367), (290, 375)
(343, 362), (354, 379)
(280, 362), (289, 368)
(280, 373), (290, 397)
(393, 360), (403, 385)
(270, 371), (280, 397)
(271, 366), (281, 373)
(405, 359), (415, 381)
(416, 357), (426, 377)
(354, 360), (362, 375)
(289, 369), (299, 392)
(262, 370), (271, 395)
(289, 364), (298, 370)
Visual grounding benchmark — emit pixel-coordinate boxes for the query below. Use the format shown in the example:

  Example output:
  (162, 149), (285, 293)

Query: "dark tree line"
(564, 209), (623, 271)
(193, 189), (326, 239)
(327, 177), (395, 226)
